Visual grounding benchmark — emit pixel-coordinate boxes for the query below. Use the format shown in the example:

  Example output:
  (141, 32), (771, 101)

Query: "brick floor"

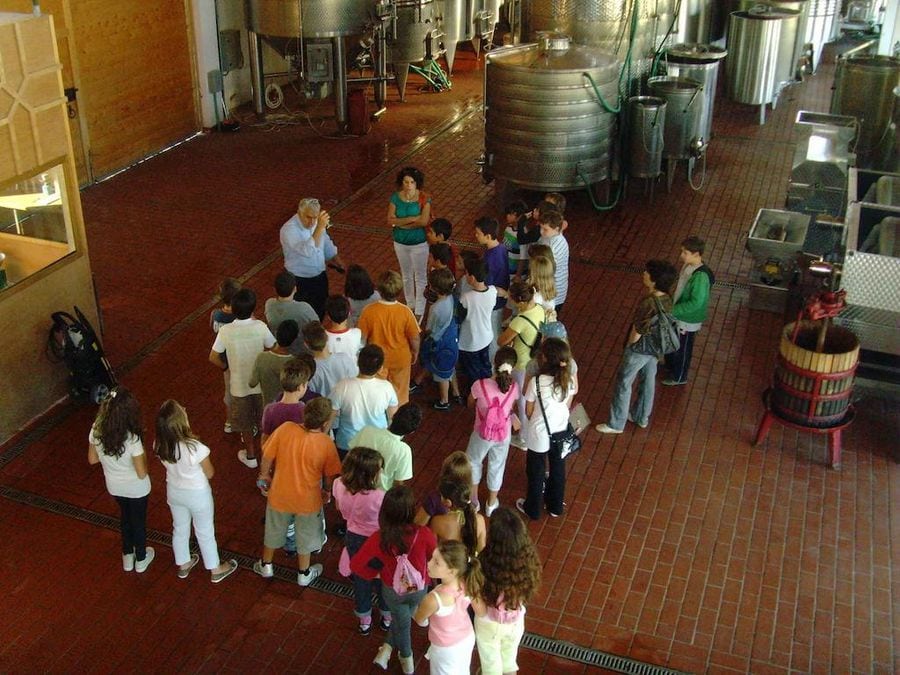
(1, 47), (898, 675)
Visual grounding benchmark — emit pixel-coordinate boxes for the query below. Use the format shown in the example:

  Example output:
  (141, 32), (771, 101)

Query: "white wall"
(190, 0), (295, 123)
(878, 0), (899, 56)
(191, 0), (220, 128)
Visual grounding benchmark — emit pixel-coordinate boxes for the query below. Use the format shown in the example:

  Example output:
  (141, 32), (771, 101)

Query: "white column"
(191, 0), (221, 129)
(879, 0), (900, 56)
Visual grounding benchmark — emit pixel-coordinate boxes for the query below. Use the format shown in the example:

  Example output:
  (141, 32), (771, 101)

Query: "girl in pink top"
(414, 540), (483, 675)
(465, 347), (520, 516)
(333, 447), (386, 635)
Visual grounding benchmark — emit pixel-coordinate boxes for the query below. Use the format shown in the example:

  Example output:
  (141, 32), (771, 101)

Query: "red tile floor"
(1, 49), (898, 674)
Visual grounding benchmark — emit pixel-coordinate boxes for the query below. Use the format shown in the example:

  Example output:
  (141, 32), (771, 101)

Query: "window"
(0, 164), (75, 291)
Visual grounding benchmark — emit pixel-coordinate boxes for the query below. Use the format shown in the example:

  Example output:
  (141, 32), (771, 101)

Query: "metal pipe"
(835, 39), (880, 62)
(248, 30), (265, 116)
(347, 76), (395, 83)
(333, 36), (348, 132)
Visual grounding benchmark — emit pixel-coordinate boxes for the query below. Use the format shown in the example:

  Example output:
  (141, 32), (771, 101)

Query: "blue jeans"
(381, 585), (427, 658)
(346, 532), (387, 618)
(609, 348), (658, 429)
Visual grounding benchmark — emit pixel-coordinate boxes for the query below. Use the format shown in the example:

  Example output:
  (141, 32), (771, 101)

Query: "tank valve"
(689, 136), (707, 159)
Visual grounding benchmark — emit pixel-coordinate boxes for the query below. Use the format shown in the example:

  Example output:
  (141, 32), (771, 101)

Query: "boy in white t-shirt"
(323, 295), (363, 358)
(209, 288), (276, 469)
(330, 344), (399, 456)
(458, 257), (497, 389)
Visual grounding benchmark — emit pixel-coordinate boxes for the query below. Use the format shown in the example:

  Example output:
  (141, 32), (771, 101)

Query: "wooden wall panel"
(0, 12), (100, 446)
(68, 0), (197, 177)
(0, 15), (68, 182)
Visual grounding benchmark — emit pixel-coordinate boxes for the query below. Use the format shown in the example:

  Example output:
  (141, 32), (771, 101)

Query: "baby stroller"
(47, 306), (117, 404)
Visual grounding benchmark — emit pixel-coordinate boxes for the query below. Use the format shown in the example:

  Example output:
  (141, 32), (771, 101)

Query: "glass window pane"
(0, 164), (75, 291)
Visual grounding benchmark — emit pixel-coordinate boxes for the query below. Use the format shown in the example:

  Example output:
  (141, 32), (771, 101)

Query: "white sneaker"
(485, 500), (500, 517)
(122, 553), (135, 572)
(297, 563), (322, 586)
(373, 643), (392, 670)
(595, 423), (623, 434)
(238, 449), (259, 469)
(253, 560), (274, 578)
(135, 547), (155, 573)
(223, 422), (233, 433)
(399, 654), (415, 674)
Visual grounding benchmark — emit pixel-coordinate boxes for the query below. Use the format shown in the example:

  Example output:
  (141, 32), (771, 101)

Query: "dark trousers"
(294, 270), (329, 319)
(458, 346), (492, 384)
(346, 531), (388, 618)
(664, 329), (697, 384)
(114, 495), (148, 560)
(524, 445), (565, 519)
(554, 302), (564, 319)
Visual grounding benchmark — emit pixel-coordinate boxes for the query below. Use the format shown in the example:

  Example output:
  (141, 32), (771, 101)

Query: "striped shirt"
(539, 233), (569, 305)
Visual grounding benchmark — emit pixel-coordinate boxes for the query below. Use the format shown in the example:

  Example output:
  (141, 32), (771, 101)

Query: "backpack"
(475, 379), (517, 442)
(392, 531), (425, 595)
(516, 314), (542, 358)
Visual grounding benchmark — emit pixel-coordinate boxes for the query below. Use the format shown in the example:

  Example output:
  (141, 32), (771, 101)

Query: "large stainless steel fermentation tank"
(483, 35), (619, 192)
(520, 0), (678, 91)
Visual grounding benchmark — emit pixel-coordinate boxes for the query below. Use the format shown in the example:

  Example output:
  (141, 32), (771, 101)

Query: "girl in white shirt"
(155, 400), (237, 583)
(516, 338), (576, 520)
(88, 388), (153, 573)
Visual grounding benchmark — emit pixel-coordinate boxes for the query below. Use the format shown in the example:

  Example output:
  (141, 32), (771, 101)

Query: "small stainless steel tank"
(665, 43), (727, 142)
(725, 10), (783, 105)
(831, 55), (900, 160)
(484, 34), (620, 190)
(647, 76), (703, 160)
(627, 96), (667, 178)
(737, 1), (809, 85)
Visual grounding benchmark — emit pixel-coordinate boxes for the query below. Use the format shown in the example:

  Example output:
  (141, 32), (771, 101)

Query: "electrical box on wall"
(306, 42), (334, 82)
(219, 29), (243, 73)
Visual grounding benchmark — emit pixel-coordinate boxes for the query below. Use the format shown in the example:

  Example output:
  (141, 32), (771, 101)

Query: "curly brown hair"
(93, 388), (143, 459)
(478, 507), (541, 611)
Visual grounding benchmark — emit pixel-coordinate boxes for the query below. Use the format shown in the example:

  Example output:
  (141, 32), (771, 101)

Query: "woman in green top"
(387, 167), (432, 321)
(497, 280), (546, 448)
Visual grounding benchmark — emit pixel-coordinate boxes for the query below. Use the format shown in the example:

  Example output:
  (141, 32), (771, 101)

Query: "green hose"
(583, 71), (621, 114)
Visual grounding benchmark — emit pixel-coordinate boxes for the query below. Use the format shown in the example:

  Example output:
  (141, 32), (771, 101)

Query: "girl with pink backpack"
(351, 485), (438, 674)
(465, 347), (520, 517)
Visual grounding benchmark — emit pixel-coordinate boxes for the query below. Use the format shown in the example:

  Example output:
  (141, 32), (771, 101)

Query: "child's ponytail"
(493, 346), (517, 393)
(438, 540), (484, 599)
(439, 479), (479, 557)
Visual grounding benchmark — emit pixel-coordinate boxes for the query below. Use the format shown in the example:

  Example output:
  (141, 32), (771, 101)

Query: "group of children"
(87, 174), (714, 673)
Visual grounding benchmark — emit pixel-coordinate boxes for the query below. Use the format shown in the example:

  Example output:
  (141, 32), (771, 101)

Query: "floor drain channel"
(521, 633), (687, 674)
(3, 483), (685, 673)
(0, 483), (348, 594)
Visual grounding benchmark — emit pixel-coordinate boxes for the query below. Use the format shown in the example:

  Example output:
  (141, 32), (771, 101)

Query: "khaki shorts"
(232, 394), (262, 434)
(264, 506), (325, 554)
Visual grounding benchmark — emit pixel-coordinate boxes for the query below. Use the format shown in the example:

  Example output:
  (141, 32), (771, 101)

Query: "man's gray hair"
(297, 197), (321, 215)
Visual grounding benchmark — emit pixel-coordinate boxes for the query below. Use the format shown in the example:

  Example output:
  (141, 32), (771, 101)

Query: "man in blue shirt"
(280, 197), (345, 318)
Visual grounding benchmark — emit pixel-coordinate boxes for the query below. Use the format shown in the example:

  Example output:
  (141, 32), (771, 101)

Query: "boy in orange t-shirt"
(253, 398), (342, 586)
(358, 270), (420, 405)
